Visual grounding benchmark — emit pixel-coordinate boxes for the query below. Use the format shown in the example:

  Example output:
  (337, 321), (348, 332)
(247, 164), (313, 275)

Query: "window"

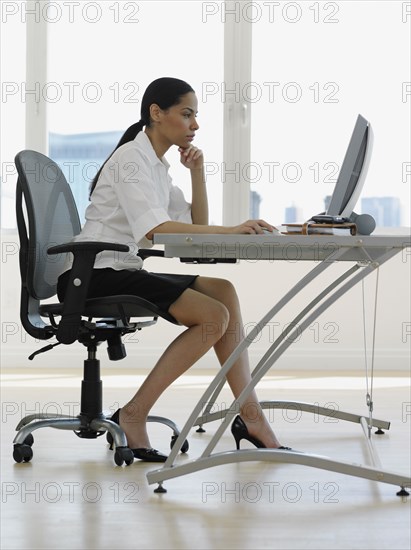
(250, 1), (410, 226)
(46, 1), (224, 223)
(4, 1), (409, 229)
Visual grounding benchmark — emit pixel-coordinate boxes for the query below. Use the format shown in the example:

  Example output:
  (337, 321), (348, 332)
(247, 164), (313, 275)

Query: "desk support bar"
(148, 449), (410, 491)
(195, 401), (390, 432)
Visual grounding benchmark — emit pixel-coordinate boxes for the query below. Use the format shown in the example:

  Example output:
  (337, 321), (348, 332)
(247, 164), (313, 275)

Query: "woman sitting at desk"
(58, 77), (290, 461)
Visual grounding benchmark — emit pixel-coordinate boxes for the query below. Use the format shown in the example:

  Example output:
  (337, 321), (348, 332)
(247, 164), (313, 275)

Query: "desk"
(147, 233), (411, 495)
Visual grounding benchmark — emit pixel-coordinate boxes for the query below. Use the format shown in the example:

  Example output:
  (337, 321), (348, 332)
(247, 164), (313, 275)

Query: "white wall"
(2, 229), (410, 372)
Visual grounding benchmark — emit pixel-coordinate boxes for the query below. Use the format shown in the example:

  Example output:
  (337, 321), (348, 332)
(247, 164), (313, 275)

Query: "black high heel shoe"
(109, 409), (168, 463)
(231, 415), (292, 451)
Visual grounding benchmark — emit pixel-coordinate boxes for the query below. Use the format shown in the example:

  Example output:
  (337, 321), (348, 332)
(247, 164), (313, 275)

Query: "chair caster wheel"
(13, 444), (33, 463)
(24, 433), (34, 446)
(170, 434), (189, 453)
(114, 447), (134, 466)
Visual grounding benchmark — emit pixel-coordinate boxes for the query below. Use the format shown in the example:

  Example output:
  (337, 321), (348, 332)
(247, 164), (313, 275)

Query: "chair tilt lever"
(28, 342), (62, 360)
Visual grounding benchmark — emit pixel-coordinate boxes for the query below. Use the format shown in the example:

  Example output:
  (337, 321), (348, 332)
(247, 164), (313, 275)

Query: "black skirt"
(57, 268), (199, 312)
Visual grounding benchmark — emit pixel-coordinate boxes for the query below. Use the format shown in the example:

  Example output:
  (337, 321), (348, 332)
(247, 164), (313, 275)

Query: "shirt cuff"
(130, 207), (171, 243)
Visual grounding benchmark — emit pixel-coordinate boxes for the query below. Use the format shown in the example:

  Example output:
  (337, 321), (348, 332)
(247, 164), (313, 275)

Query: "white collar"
(134, 131), (170, 169)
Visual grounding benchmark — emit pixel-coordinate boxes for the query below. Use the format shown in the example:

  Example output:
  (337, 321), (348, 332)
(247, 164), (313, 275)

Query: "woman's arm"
(145, 219), (274, 240)
(189, 166), (208, 225)
(179, 145), (208, 225)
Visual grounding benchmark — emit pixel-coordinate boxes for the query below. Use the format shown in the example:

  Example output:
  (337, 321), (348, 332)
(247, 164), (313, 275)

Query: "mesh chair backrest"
(15, 150), (81, 300)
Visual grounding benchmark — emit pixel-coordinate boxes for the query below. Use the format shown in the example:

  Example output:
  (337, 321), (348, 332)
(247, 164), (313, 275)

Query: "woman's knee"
(169, 288), (230, 330)
(201, 300), (230, 343)
(215, 277), (236, 296)
(193, 277), (239, 306)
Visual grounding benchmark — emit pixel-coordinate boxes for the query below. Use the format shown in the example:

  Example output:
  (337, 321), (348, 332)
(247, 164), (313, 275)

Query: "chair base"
(12, 344), (188, 465)
(13, 411), (187, 466)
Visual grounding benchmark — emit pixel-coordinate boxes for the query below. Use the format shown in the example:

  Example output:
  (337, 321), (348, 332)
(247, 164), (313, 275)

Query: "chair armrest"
(47, 241), (129, 344)
(48, 241), (129, 255)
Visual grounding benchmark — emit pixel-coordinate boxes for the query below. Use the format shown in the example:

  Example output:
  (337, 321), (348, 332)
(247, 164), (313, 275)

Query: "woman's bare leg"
(191, 277), (282, 448)
(119, 286), (230, 449)
(119, 276), (282, 449)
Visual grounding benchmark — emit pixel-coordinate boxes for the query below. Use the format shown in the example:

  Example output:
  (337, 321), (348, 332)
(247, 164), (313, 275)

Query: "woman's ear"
(149, 103), (162, 123)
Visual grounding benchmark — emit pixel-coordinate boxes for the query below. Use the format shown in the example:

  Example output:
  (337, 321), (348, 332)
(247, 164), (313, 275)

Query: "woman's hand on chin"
(178, 145), (204, 170)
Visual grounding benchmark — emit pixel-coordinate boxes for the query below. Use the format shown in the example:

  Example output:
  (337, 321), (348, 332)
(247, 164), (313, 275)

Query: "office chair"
(13, 149), (188, 466)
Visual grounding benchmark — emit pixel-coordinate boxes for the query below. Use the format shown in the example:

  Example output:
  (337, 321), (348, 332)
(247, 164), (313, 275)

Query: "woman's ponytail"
(115, 119), (145, 149)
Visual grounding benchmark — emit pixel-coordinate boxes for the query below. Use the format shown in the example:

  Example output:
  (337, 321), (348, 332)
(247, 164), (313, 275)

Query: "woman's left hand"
(178, 145), (204, 170)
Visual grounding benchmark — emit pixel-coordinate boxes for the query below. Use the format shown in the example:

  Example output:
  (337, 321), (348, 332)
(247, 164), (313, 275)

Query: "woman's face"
(154, 92), (200, 149)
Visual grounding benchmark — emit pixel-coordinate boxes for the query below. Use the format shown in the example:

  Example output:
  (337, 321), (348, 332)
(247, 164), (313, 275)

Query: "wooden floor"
(1, 368), (410, 550)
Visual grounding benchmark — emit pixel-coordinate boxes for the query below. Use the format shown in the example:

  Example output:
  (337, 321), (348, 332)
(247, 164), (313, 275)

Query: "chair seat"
(39, 295), (179, 325)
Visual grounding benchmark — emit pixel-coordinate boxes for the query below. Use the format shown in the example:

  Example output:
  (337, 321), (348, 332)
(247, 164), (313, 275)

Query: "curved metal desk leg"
(147, 250), (346, 479)
(147, 247), (410, 494)
(201, 263), (379, 458)
(200, 253), (399, 458)
(195, 263), (360, 428)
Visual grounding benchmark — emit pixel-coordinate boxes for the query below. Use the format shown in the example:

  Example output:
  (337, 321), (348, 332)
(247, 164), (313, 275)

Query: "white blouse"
(69, 131), (192, 271)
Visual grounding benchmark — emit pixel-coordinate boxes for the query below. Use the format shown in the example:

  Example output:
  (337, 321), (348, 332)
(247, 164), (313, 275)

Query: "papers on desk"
(278, 222), (357, 236)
